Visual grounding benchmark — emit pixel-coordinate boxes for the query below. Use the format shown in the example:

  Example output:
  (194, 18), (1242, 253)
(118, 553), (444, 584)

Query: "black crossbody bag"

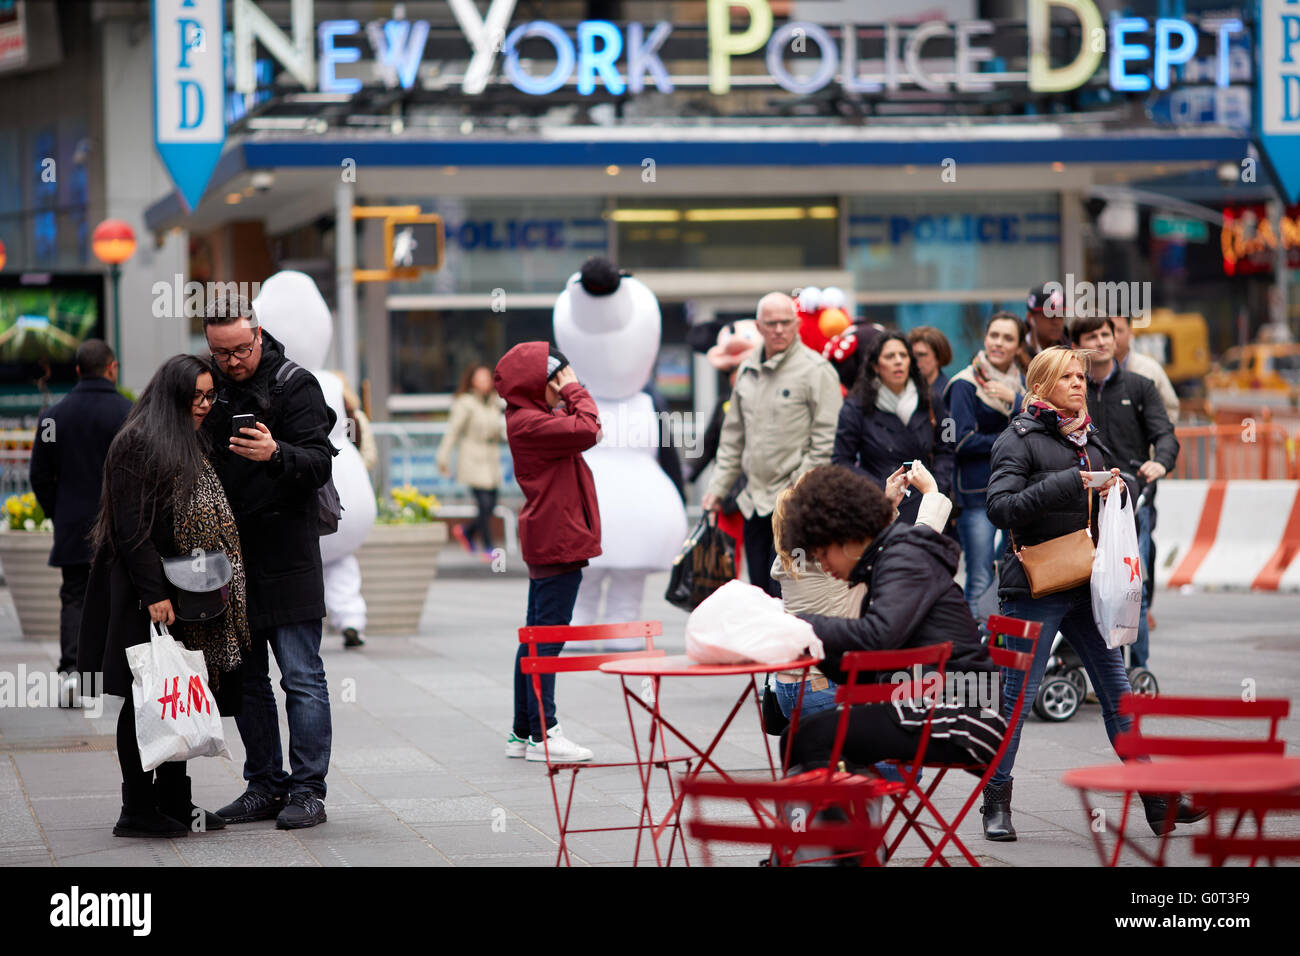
(161, 551), (233, 622)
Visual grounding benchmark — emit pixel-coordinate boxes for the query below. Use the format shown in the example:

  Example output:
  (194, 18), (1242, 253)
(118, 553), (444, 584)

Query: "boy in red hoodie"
(495, 342), (602, 762)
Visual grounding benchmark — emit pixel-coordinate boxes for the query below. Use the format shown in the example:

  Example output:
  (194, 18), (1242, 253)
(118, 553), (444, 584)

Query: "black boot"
(156, 770), (226, 833)
(980, 780), (1016, 841)
(1140, 793), (1209, 836)
(113, 781), (187, 839)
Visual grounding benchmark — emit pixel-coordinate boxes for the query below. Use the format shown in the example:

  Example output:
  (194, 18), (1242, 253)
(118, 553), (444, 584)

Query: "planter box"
(356, 522), (448, 635)
(0, 532), (61, 641)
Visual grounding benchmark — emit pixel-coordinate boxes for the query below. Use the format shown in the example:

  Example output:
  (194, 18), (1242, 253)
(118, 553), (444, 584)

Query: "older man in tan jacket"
(701, 291), (843, 596)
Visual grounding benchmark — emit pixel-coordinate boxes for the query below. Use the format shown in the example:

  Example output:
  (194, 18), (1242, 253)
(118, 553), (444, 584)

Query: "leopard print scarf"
(171, 458), (250, 689)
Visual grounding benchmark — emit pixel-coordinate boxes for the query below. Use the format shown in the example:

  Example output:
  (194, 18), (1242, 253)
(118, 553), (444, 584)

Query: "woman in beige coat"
(438, 364), (507, 558)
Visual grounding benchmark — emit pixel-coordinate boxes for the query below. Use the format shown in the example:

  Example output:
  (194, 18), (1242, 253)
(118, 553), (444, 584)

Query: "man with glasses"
(201, 291), (338, 830)
(29, 339), (131, 705)
(701, 292), (842, 596)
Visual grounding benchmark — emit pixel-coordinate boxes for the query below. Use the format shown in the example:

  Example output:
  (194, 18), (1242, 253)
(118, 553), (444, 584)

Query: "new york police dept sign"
(153, 0), (226, 211)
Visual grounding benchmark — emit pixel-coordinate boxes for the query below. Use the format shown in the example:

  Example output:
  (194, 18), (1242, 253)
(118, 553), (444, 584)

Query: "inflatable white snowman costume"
(554, 259), (687, 646)
(255, 271), (378, 642)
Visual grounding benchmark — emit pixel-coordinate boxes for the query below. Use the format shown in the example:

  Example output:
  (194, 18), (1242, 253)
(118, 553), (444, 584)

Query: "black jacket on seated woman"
(776, 465), (1003, 773)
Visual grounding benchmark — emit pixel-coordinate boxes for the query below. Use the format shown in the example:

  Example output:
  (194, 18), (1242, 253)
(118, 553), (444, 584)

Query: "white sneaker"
(504, 732), (528, 758)
(525, 724), (593, 763)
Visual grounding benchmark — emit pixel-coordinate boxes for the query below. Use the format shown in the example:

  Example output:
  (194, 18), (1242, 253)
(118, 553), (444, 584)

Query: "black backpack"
(272, 360), (343, 536)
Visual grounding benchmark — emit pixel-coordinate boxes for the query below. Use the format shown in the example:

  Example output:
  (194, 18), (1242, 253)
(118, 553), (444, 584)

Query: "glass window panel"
(388, 198), (608, 295)
(616, 197), (839, 270)
(859, 300), (1026, 380)
(848, 193), (1059, 292)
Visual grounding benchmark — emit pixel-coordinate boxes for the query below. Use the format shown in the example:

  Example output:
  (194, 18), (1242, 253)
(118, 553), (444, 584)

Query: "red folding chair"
(877, 614), (1041, 867)
(519, 620), (694, 866)
(1106, 693), (1292, 865)
(1192, 793), (1300, 866)
(681, 643), (952, 867)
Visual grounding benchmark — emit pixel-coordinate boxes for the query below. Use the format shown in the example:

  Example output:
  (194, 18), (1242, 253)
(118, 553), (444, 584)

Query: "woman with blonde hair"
(983, 346), (1204, 842)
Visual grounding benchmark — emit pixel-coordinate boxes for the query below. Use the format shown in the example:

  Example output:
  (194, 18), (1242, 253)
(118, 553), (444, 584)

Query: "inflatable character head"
(553, 257), (661, 400)
(253, 270), (333, 369)
(706, 319), (761, 372)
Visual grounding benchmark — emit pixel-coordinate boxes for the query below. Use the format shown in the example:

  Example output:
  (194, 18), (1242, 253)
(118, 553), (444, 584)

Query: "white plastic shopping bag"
(126, 623), (231, 771)
(685, 579), (824, 665)
(1091, 484), (1143, 649)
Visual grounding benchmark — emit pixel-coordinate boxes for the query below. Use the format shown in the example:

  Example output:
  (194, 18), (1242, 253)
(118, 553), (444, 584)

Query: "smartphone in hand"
(231, 413), (257, 438)
(1081, 470), (1115, 489)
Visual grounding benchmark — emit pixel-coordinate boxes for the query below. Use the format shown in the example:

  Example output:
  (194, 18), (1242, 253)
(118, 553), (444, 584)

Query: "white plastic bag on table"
(1091, 483), (1142, 649)
(685, 579), (824, 665)
(126, 623), (231, 772)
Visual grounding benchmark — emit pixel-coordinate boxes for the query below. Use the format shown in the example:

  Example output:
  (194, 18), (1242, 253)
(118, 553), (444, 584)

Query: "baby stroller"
(1032, 474), (1160, 722)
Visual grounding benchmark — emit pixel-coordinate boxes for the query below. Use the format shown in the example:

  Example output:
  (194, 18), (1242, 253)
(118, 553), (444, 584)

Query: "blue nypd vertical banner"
(153, 0), (225, 211)
(1257, 0), (1300, 203)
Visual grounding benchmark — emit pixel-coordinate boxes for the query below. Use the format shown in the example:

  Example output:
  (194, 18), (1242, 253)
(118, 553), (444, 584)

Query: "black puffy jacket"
(799, 520), (992, 685)
(986, 407), (1116, 600)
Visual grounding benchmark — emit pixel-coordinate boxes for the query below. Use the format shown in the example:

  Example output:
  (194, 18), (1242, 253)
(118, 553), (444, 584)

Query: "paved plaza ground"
(1, 549), (1298, 867)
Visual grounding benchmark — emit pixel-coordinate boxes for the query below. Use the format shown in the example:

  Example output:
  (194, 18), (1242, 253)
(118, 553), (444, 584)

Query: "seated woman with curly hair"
(778, 464), (1005, 772)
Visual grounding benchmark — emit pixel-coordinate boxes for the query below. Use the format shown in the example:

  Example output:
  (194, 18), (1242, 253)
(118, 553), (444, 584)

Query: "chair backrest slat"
(1116, 693), (1290, 760)
(521, 649), (666, 675)
(519, 621), (662, 644)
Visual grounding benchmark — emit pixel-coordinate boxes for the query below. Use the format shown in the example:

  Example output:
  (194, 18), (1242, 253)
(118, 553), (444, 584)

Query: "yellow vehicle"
(1204, 342), (1300, 409)
(1131, 308), (1211, 384)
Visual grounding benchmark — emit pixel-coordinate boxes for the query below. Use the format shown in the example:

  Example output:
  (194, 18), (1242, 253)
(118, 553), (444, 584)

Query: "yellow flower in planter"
(376, 486), (441, 525)
(3, 493), (49, 531)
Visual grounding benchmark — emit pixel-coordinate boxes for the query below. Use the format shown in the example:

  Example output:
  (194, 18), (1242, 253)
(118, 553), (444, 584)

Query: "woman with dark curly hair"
(778, 465), (1003, 773)
(833, 332), (953, 525)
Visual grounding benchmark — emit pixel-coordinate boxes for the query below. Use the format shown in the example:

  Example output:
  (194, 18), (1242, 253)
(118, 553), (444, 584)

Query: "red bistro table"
(599, 654), (818, 866)
(1062, 755), (1300, 866)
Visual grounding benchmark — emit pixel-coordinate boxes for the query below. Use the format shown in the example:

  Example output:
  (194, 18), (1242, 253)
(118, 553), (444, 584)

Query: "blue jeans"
(1132, 500), (1154, 668)
(774, 677), (838, 720)
(774, 676), (913, 783)
(513, 570), (583, 740)
(956, 506), (999, 621)
(992, 586), (1132, 787)
(236, 620), (332, 798)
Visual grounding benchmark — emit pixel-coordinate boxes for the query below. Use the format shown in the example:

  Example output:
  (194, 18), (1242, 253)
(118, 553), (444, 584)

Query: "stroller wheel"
(1128, 667), (1159, 697)
(1037, 677), (1081, 722)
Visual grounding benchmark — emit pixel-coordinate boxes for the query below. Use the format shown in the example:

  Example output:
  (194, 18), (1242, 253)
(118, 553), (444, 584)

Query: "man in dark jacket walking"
(1069, 314), (1178, 671)
(28, 339), (131, 703)
(201, 292), (337, 830)
(495, 341), (602, 762)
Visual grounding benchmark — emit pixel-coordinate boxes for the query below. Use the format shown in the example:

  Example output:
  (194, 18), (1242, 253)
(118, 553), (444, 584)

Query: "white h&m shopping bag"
(1090, 485), (1143, 649)
(126, 623), (231, 771)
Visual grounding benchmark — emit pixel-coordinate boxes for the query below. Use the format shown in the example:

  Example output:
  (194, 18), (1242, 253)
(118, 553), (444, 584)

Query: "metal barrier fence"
(1169, 424), (1297, 481)
(369, 422), (522, 504)
(0, 431), (35, 501)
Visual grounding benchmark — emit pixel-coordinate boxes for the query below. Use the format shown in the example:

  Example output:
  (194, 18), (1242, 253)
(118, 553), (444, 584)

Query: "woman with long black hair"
(80, 354), (250, 838)
(832, 331), (953, 525)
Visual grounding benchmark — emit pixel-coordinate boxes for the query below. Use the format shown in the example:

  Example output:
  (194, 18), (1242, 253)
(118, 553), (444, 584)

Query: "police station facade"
(137, 0), (1262, 422)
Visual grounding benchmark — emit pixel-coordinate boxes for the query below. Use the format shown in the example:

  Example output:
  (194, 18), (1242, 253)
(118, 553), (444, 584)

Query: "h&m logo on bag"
(157, 675), (212, 719)
(50, 886), (151, 936)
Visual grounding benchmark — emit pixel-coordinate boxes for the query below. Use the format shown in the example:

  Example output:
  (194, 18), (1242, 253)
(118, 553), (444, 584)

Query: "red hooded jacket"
(494, 341), (603, 569)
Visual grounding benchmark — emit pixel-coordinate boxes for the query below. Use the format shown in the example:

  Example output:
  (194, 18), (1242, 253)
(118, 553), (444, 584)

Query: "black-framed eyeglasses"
(192, 390), (217, 407)
(210, 338), (257, 362)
